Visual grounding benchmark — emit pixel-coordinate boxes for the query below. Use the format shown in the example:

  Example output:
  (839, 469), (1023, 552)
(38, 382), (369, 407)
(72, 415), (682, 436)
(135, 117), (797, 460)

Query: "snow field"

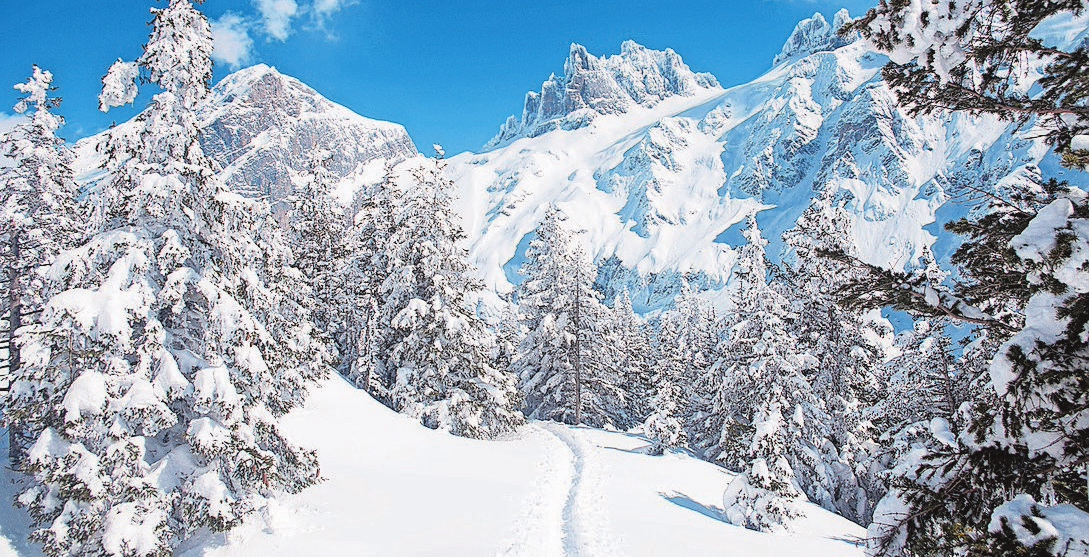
(169, 376), (861, 556)
(0, 368), (867, 557)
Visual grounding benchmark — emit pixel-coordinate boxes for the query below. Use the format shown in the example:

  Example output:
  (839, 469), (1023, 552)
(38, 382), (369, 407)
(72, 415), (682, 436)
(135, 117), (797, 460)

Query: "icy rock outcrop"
(486, 41), (720, 148)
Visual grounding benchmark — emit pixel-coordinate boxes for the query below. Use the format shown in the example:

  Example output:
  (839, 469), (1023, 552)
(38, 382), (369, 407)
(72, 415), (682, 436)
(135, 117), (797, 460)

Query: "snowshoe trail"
(542, 422), (620, 557)
(497, 425), (572, 557)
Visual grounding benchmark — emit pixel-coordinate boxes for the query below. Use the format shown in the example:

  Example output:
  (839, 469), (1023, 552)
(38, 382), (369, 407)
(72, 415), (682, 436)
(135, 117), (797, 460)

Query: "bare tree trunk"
(573, 264), (582, 426)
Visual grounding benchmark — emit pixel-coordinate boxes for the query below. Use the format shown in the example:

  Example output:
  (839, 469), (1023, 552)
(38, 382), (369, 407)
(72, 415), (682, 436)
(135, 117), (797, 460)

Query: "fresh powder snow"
(0, 375), (865, 556)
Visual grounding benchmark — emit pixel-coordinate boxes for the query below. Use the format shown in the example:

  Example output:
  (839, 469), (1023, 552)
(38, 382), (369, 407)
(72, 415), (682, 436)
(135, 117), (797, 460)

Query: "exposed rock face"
(197, 64), (418, 203)
(74, 64), (417, 207)
(486, 41), (720, 148)
(773, 10), (855, 66)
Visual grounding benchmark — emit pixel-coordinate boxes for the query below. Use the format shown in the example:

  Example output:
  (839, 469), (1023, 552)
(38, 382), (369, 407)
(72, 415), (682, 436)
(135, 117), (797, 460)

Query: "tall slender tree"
(716, 213), (810, 531)
(339, 167), (399, 400)
(0, 66), (80, 463)
(515, 207), (621, 427)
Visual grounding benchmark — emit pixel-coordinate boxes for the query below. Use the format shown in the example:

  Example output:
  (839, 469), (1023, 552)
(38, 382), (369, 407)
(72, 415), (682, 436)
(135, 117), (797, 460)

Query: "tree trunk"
(573, 264), (582, 426)
(7, 233), (21, 465)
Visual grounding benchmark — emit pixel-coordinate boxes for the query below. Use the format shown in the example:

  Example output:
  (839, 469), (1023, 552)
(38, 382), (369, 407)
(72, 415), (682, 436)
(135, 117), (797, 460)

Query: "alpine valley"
(1, 2), (1087, 556)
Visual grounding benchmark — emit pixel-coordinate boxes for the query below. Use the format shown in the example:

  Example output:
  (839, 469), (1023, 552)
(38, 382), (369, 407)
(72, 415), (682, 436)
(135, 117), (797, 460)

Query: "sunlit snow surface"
(0, 376), (863, 556)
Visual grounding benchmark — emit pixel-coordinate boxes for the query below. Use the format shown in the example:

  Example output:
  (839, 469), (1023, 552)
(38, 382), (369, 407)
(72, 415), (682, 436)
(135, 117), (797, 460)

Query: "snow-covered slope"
(0, 375), (863, 557)
(73, 64), (417, 206)
(449, 12), (1072, 311)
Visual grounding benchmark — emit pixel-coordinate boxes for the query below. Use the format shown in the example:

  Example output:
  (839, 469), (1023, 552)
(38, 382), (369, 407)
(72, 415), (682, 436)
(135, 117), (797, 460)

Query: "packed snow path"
(541, 423), (620, 556)
(0, 376), (866, 556)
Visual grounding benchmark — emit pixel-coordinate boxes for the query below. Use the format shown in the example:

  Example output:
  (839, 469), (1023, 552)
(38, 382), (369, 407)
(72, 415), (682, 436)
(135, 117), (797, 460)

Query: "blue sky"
(0, 0), (875, 155)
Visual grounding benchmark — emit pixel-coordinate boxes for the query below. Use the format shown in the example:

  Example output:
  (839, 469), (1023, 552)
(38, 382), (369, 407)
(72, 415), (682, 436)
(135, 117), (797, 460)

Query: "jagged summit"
(773, 9), (855, 66)
(485, 41), (720, 148)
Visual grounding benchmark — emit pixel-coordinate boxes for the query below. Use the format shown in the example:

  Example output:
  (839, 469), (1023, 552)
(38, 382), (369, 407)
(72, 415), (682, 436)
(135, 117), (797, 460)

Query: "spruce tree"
(846, 0), (1089, 157)
(289, 150), (347, 343)
(643, 376), (687, 456)
(842, 2), (1089, 554)
(716, 213), (810, 531)
(339, 168), (399, 400)
(0, 66), (81, 463)
(783, 193), (890, 524)
(514, 207), (621, 427)
(656, 281), (718, 454)
(377, 157), (523, 439)
(3, 3), (329, 554)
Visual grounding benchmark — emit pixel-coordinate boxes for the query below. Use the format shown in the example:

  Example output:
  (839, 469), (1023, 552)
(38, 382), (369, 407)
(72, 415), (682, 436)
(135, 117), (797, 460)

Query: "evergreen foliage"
(846, 0), (1089, 157)
(716, 213), (810, 531)
(376, 157), (524, 439)
(1, 3), (329, 554)
(289, 150), (347, 344)
(0, 66), (82, 463)
(514, 207), (625, 427)
(845, 1), (1089, 554)
(338, 167), (398, 400)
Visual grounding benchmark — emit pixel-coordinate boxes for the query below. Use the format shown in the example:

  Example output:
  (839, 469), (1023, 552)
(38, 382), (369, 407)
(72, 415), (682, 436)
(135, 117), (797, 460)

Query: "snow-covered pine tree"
(597, 289), (649, 428)
(289, 150), (347, 343)
(722, 401), (805, 532)
(781, 192), (890, 524)
(338, 167), (399, 400)
(492, 301), (522, 379)
(377, 156), (523, 439)
(0, 66), (81, 463)
(716, 212), (810, 531)
(645, 306), (693, 455)
(655, 281), (718, 453)
(870, 321), (977, 438)
(643, 374), (688, 456)
(843, 1), (1089, 553)
(515, 207), (622, 427)
(3, 3), (329, 555)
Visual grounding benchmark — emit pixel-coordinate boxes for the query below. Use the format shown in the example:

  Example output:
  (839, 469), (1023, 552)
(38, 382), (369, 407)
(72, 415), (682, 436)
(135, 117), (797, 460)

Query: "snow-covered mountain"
(74, 64), (417, 206)
(449, 10), (1076, 312)
(68, 11), (1083, 314)
(197, 64), (417, 204)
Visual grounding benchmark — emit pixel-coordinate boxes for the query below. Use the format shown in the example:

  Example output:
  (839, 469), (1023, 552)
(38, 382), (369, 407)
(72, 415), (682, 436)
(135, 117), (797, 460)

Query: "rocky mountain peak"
(773, 9), (855, 66)
(196, 65), (417, 203)
(486, 42), (720, 149)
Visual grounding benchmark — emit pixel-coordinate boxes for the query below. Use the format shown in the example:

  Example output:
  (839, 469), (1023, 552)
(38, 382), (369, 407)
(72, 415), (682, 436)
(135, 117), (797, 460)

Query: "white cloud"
(310, 0), (358, 34)
(253, 0), (299, 41)
(212, 13), (255, 69)
(0, 112), (25, 134)
(313, 0), (357, 17)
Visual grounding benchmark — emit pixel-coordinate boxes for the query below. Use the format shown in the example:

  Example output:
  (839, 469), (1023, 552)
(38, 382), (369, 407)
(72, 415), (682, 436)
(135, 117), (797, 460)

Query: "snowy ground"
(0, 376), (865, 556)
